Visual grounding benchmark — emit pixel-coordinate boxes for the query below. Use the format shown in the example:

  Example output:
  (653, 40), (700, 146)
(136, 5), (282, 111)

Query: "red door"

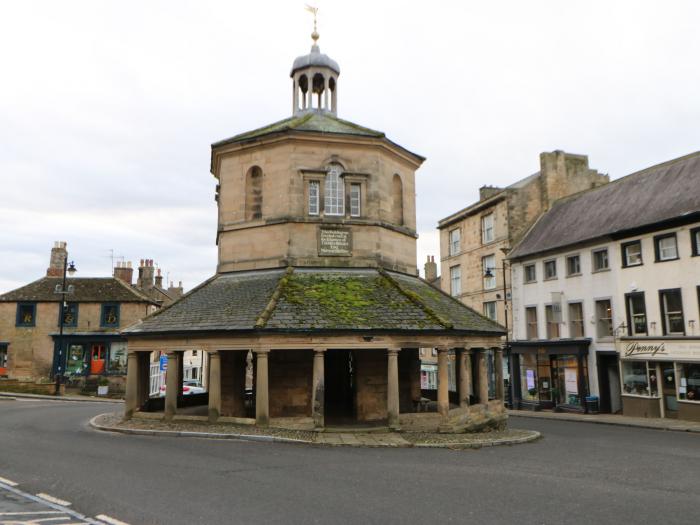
(90, 345), (106, 374)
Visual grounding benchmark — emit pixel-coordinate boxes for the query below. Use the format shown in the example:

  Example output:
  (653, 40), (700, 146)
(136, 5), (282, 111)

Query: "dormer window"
(324, 164), (344, 216)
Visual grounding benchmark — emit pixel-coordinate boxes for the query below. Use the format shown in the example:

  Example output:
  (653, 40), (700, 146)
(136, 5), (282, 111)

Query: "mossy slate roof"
(124, 268), (504, 335)
(0, 277), (156, 304)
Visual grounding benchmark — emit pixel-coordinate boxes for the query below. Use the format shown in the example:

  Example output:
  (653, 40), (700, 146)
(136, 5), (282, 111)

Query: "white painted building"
(507, 151), (700, 420)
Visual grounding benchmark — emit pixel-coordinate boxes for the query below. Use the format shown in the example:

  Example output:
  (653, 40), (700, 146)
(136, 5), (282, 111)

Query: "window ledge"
(543, 277), (558, 281)
(591, 268), (611, 274)
(654, 257), (680, 263)
(621, 394), (661, 399)
(565, 273), (582, 278)
(524, 280), (536, 285)
(622, 263), (643, 269)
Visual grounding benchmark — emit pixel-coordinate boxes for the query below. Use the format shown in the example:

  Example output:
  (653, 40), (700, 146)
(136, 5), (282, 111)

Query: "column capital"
(436, 346), (450, 354)
(387, 348), (401, 356)
(208, 350), (220, 358)
(255, 348), (271, 355)
(166, 350), (179, 358)
(313, 348), (326, 354)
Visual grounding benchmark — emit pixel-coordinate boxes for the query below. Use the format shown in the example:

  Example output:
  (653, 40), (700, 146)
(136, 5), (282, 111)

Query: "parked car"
(158, 383), (206, 397)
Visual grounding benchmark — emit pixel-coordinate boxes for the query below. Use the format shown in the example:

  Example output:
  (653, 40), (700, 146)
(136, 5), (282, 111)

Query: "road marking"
(36, 493), (72, 506)
(95, 514), (131, 525)
(0, 476), (18, 487)
(0, 511), (63, 515)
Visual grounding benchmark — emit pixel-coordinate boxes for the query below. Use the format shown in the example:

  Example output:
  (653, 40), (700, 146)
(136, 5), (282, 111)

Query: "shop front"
(52, 334), (128, 392)
(511, 340), (591, 413)
(617, 337), (700, 422)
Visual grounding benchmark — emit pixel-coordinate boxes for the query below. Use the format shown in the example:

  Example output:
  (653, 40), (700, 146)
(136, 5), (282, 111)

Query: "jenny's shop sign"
(620, 339), (700, 361)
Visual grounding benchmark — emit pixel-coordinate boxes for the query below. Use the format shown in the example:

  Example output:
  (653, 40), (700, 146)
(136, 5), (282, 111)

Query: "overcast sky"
(1, 0), (699, 294)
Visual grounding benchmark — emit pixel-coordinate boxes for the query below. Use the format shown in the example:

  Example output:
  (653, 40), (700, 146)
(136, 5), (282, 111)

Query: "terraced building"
(123, 30), (505, 430)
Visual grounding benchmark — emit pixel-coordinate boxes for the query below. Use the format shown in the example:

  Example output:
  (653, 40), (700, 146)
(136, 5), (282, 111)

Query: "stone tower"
(211, 29), (425, 275)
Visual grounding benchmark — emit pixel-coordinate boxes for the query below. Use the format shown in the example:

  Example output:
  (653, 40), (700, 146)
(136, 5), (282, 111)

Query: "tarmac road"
(0, 398), (698, 525)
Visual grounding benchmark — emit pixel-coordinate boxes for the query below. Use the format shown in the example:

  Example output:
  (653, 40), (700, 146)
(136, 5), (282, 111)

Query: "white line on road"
(0, 476), (18, 486)
(36, 493), (72, 506)
(95, 514), (131, 525)
(0, 511), (63, 515)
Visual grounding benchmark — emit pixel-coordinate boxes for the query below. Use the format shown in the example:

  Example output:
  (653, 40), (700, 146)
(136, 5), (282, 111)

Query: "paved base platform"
(91, 412), (540, 449)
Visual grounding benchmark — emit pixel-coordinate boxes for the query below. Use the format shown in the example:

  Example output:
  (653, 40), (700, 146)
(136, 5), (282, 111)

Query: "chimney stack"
(168, 280), (184, 298)
(47, 241), (68, 277)
(424, 255), (438, 283)
(137, 259), (156, 290)
(114, 261), (134, 285)
(155, 268), (163, 288)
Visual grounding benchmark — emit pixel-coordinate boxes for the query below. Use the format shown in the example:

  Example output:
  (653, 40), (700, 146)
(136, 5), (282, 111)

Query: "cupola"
(290, 13), (339, 115)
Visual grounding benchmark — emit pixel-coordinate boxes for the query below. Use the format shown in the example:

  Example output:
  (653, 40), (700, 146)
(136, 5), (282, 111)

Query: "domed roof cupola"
(290, 7), (339, 116)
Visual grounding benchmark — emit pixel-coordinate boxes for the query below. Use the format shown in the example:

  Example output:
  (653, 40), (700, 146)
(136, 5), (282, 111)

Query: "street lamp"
(484, 258), (512, 407)
(54, 258), (77, 394)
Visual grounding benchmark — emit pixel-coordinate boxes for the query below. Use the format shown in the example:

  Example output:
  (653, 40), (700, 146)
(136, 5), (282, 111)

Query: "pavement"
(1, 398), (699, 524)
(508, 408), (700, 432)
(0, 391), (123, 403)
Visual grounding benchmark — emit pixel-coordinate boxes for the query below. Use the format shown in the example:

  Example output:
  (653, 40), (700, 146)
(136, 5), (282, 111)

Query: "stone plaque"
(318, 227), (352, 256)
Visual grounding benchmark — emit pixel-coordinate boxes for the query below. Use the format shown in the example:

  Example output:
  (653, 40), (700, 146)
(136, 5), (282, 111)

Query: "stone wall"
(221, 351), (247, 417)
(355, 349), (387, 421)
(269, 350), (312, 417)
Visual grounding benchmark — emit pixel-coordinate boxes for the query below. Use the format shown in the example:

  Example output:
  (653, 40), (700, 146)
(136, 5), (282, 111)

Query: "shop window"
(592, 248), (609, 271)
(0, 344), (7, 375)
(691, 227), (700, 257)
(625, 292), (648, 336)
(545, 305), (560, 339)
(308, 180), (320, 215)
(349, 183), (361, 217)
(66, 344), (87, 376)
(621, 240), (643, 267)
(482, 254), (496, 290)
(566, 255), (581, 276)
(449, 265), (461, 297)
(324, 164), (345, 216)
(659, 289), (685, 335)
(677, 362), (700, 402)
(16, 303), (36, 327)
(108, 342), (128, 375)
(595, 299), (613, 339)
(245, 166), (263, 220)
(622, 361), (657, 396)
(552, 355), (584, 407)
(524, 263), (536, 283)
(654, 233), (678, 262)
(520, 353), (539, 401)
(568, 302), (584, 338)
(525, 307), (538, 340)
(483, 301), (497, 321)
(481, 213), (494, 244)
(58, 302), (78, 327)
(100, 303), (120, 328)
(449, 228), (460, 256)
(543, 259), (557, 280)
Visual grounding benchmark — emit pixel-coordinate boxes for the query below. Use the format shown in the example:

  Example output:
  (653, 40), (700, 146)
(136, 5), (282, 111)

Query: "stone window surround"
(565, 253), (581, 277)
(594, 297), (614, 341)
(691, 227), (700, 257)
(659, 288), (685, 336)
(523, 263), (537, 284)
(302, 170), (368, 220)
(591, 247), (610, 273)
(448, 227), (461, 256)
(625, 291), (648, 336)
(16, 302), (36, 327)
(481, 212), (495, 245)
(567, 301), (585, 338)
(544, 303), (560, 339)
(100, 303), (121, 328)
(543, 259), (558, 280)
(58, 301), (79, 328)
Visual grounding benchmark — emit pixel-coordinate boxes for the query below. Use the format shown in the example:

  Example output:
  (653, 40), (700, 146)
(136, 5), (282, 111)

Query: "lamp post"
(484, 259), (511, 407)
(54, 258), (77, 395)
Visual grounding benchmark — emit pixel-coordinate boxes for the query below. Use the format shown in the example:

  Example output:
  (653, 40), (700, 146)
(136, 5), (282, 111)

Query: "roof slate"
(508, 151), (700, 260)
(212, 112), (385, 147)
(0, 277), (157, 304)
(124, 268), (504, 335)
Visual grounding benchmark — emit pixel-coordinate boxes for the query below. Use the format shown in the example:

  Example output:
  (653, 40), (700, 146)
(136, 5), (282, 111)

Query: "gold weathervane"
(305, 4), (319, 43)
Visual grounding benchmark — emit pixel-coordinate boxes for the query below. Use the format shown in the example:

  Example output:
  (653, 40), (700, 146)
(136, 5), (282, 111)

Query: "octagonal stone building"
(123, 32), (506, 431)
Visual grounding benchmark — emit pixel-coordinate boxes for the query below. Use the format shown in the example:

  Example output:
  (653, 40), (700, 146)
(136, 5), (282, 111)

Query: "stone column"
(437, 347), (450, 420)
(164, 351), (180, 421)
(477, 349), (489, 405)
(255, 349), (270, 427)
(331, 79), (337, 113)
(312, 349), (325, 429)
(323, 76), (329, 110)
(458, 348), (472, 408)
(124, 351), (140, 420)
(387, 348), (400, 430)
(494, 348), (505, 402)
(292, 78), (298, 113)
(208, 351), (221, 423)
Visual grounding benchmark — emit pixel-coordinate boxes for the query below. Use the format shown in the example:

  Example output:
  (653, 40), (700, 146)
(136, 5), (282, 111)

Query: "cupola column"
(292, 79), (299, 114)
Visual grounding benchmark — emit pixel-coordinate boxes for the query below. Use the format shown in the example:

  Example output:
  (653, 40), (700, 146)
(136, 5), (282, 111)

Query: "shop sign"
(619, 339), (700, 361)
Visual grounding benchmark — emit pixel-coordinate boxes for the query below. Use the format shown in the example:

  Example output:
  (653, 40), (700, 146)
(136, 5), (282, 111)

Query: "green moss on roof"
(212, 112), (385, 147)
